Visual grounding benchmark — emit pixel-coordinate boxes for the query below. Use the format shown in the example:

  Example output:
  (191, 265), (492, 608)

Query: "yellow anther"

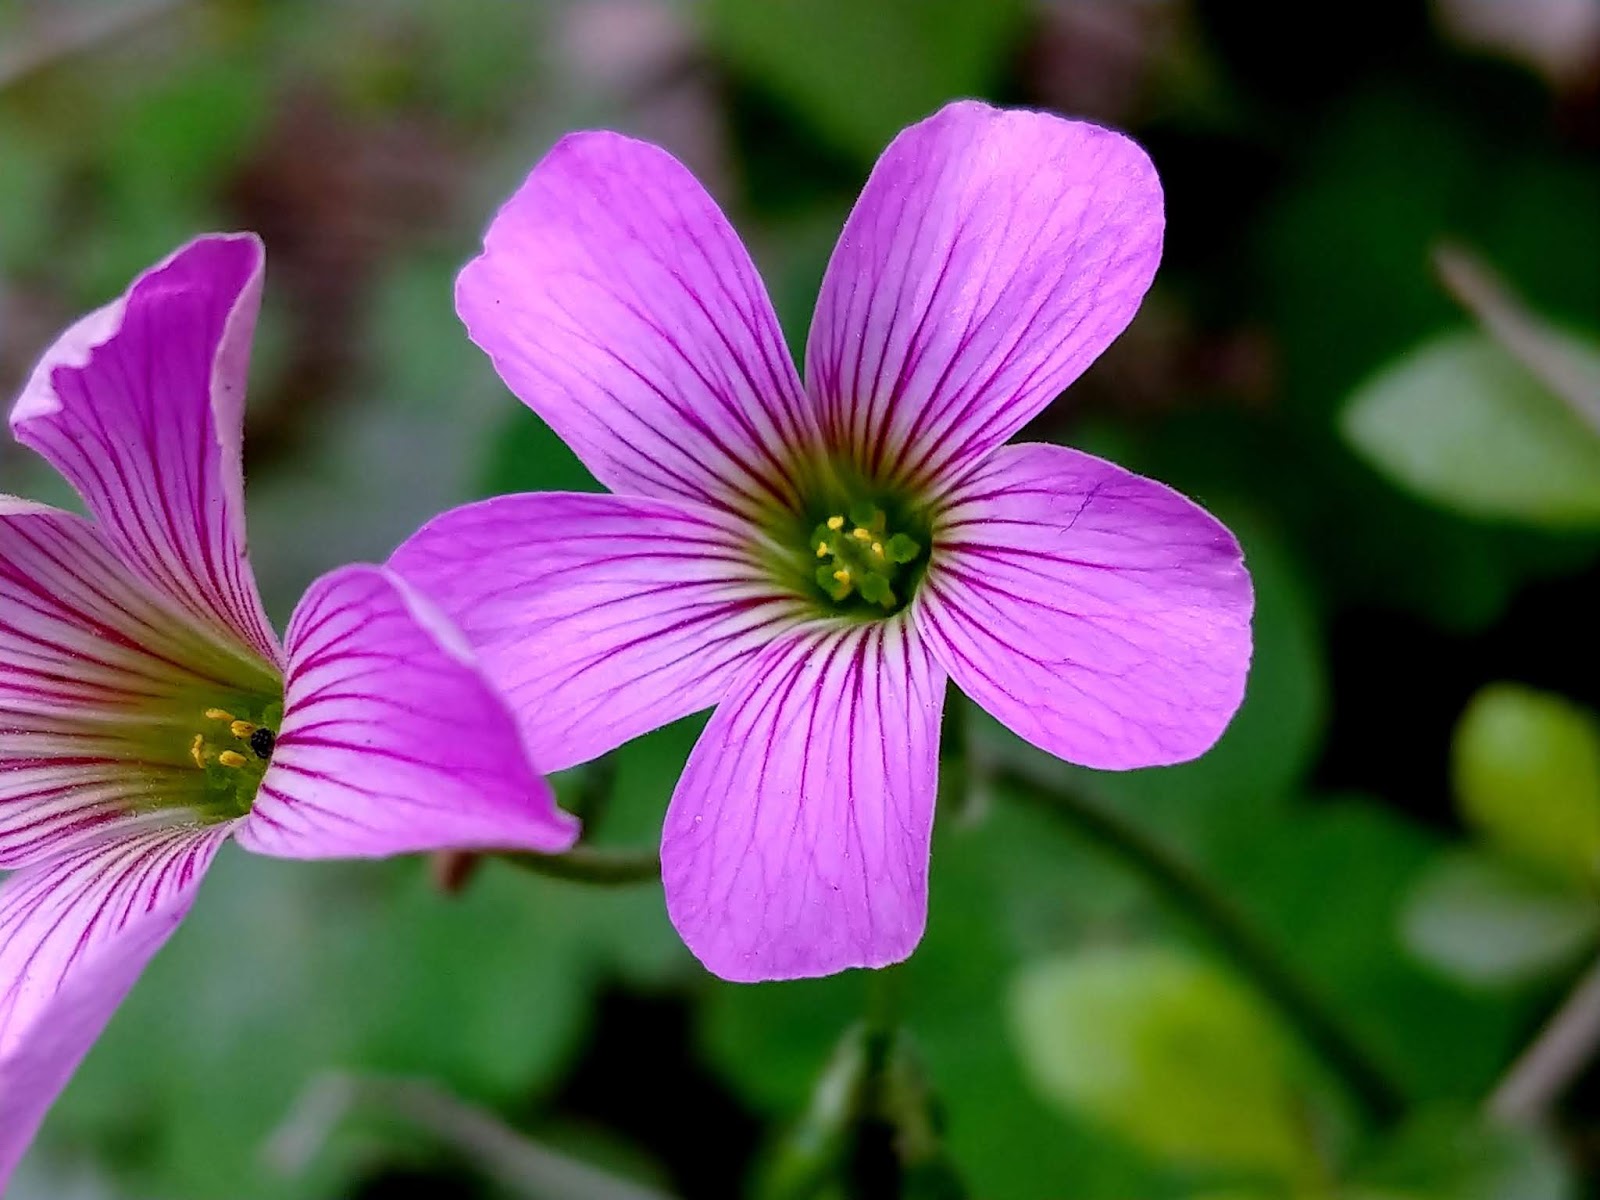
(826, 515), (845, 530)
(871, 542), (884, 555)
(230, 720), (257, 740)
(189, 734), (206, 769)
(218, 750), (249, 769)
(205, 708), (235, 722)
(851, 527), (872, 541)
(833, 568), (851, 584)
(816, 542), (829, 558)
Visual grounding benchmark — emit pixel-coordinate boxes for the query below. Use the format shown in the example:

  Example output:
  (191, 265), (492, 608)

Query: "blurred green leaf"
(706, 804), (1163, 1200)
(1220, 802), (1526, 1101)
(1401, 850), (1598, 987)
(43, 848), (682, 1199)
(481, 404), (604, 498)
(1342, 331), (1600, 528)
(1346, 1107), (1573, 1200)
(1009, 946), (1318, 1182)
(1452, 684), (1600, 884)
(702, 0), (1026, 162)
(0, 115), (60, 275)
(1256, 86), (1600, 627)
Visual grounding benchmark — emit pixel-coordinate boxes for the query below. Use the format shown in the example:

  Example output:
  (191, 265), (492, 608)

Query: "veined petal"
(1, 500), (281, 868)
(0, 825), (225, 1188)
(457, 132), (817, 514)
(236, 565), (578, 859)
(915, 443), (1252, 770)
(10, 234), (281, 667)
(806, 101), (1163, 495)
(389, 492), (807, 772)
(661, 620), (946, 982)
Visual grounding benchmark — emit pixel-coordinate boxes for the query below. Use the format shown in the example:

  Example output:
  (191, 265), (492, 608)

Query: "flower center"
(103, 675), (284, 824)
(810, 506), (923, 612)
(170, 700), (286, 825)
(761, 460), (934, 619)
(183, 702), (281, 819)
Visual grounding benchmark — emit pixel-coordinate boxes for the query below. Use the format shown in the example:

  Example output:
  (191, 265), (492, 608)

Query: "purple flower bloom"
(391, 101), (1254, 982)
(0, 236), (577, 1182)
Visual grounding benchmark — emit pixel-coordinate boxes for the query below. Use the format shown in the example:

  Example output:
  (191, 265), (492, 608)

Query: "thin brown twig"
(1433, 242), (1600, 435)
(265, 1072), (677, 1200)
(1488, 955), (1600, 1126)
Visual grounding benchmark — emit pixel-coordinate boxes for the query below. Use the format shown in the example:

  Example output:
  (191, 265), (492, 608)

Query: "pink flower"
(391, 101), (1254, 983)
(0, 236), (577, 1184)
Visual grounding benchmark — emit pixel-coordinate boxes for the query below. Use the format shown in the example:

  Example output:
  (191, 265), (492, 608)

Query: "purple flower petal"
(661, 620), (946, 982)
(1, 499), (280, 867)
(457, 132), (817, 513)
(915, 443), (1252, 770)
(390, 491), (806, 772)
(236, 564), (577, 859)
(10, 235), (281, 668)
(0, 826), (226, 1187)
(806, 101), (1164, 494)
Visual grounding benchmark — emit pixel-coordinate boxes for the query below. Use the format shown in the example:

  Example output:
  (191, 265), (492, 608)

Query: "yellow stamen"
(851, 527), (871, 541)
(189, 734), (206, 769)
(826, 515), (845, 530)
(230, 720), (257, 740)
(816, 542), (829, 558)
(833, 569), (851, 584)
(218, 750), (249, 769)
(871, 542), (883, 555)
(204, 708), (235, 722)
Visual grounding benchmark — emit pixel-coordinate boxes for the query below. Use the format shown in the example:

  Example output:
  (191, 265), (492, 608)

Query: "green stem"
(500, 845), (660, 886)
(990, 763), (1408, 1128)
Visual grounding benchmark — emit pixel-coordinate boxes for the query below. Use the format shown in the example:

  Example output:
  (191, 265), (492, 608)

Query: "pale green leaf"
(1401, 850), (1598, 986)
(1342, 331), (1600, 527)
(1009, 947), (1318, 1181)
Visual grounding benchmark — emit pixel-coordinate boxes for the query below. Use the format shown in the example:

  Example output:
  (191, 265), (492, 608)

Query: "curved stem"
(990, 763), (1408, 1127)
(501, 845), (660, 886)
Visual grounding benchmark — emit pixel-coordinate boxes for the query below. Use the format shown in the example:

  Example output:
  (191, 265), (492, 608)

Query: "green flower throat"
(765, 464), (934, 619)
(811, 505), (923, 610)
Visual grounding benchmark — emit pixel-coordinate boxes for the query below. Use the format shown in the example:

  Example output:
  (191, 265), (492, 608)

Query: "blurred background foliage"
(2, 0), (1599, 1197)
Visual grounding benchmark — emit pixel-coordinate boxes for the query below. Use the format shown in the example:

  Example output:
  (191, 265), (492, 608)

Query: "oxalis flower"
(0, 236), (577, 1183)
(392, 101), (1254, 982)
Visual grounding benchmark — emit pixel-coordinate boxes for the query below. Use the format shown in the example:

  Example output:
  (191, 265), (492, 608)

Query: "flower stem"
(501, 845), (661, 886)
(266, 1072), (675, 1200)
(1487, 953), (1600, 1127)
(989, 762), (1408, 1128)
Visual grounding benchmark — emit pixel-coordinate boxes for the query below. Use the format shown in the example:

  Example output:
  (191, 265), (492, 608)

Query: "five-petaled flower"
(392, 100), (1255, 982)
(0, 236), (578, 1184)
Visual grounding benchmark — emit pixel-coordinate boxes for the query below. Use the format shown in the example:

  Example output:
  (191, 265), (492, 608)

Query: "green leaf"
(1347, 1106), (1573, 1200)
(0, 116), (61, 275)
(702, 0), (1026, 162)
(1216, 802), (1525, 1101)
(1008, 946), (1318, 1182)
(1401, 850), (1598, 987)
(705, 804), (1163, 1200)
(1452, 684), (1600, 884)
(1342, 331), (1600, 527)
(43, 848), (681, 1199)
